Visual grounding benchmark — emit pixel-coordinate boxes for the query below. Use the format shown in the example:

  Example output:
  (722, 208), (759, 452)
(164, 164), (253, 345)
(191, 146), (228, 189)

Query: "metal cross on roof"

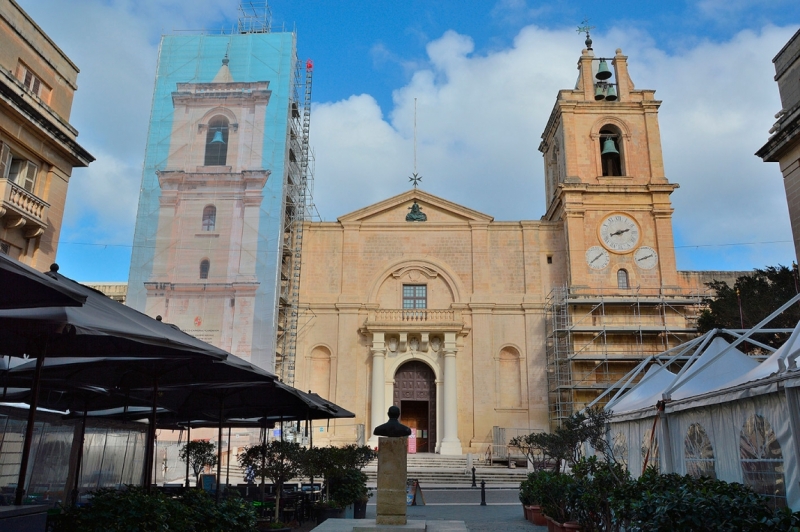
(409, 172), (422, 189)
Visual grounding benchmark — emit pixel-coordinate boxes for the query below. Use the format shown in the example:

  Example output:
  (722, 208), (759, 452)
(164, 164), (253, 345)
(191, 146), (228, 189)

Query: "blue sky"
(16, 0), (800, 281)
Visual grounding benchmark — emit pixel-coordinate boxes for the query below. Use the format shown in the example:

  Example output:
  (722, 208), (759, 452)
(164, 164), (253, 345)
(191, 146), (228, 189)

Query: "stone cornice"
(337, 188), (493, 224)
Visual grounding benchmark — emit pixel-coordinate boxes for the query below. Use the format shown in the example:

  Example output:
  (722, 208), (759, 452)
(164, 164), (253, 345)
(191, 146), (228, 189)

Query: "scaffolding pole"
(277, 59), (313, 387)
(544, 285), (704, 429)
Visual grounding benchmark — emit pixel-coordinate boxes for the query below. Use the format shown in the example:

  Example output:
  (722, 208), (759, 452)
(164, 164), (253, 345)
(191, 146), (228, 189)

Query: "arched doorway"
(393, 361), (437, 453)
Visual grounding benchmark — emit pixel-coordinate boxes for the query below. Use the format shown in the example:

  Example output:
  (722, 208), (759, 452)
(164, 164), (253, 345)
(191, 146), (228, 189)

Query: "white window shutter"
(0, 143), (9, 179)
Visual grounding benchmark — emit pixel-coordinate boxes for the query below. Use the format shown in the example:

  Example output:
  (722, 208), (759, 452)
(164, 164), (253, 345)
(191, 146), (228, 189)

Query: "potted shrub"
(519, 471), (548, 525)
(179, 439), (217, 487)
(238, 440), (304, 523)
(302, 444), (375, 524)
(540, 472), (574, 531)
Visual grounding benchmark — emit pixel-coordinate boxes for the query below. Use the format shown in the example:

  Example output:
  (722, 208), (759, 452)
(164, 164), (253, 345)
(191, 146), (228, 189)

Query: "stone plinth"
(376, 436), (408, 525)
(311, 519), (469, 531)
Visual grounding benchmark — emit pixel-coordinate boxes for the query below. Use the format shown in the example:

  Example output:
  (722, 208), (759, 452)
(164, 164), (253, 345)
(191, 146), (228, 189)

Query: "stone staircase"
(363, 453), (529, 486)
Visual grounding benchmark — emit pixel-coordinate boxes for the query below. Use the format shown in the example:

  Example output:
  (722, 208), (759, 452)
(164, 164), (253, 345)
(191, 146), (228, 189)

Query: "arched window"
(204, 116), (229, 166)
(498, 346), (522, 408)
(685, 423), (716, 478)
(599, 126), (623, 176)
(617, 269), (629, 289)
(309, 346), (332, 400)
(613, 432), (628, 468)
(641, 427), (660, 473)
(202, 205), (216, 231)
(740, 414), (786, 509)
(199, 259), (210, 280)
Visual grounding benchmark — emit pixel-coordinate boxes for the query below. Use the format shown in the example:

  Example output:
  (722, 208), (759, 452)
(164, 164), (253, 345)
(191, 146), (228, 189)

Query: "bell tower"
(540, 44), (680, 292)
(540, 40), (696, 427)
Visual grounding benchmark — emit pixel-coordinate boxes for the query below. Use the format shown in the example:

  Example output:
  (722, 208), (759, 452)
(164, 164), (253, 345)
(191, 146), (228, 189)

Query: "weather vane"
(577, 18), (595, 50)
(408, 97), (423, 189)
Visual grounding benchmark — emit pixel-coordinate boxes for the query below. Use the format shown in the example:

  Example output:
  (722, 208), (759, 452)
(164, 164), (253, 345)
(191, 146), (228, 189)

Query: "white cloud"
(61, 148), (140, 245)
(14, 0), (798, 273)
(311, 24), (796, 270)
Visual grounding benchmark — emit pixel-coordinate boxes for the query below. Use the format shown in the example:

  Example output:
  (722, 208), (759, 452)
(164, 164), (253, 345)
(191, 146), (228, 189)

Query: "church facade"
(293, 46), (724, 453)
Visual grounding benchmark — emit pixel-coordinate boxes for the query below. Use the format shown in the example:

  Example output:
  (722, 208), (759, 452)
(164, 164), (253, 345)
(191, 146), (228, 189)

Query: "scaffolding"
(277, 59), (314, 386)
(544, 285), (705, 428)
(237, 1), (271, 34)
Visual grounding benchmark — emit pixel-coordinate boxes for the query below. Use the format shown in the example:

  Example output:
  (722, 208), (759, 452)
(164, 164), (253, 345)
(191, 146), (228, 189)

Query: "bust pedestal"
(376, 437), (408, 525)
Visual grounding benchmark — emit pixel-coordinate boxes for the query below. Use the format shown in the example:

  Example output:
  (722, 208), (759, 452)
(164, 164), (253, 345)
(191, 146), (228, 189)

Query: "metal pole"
(144, 376), (158, 492)
(185, 422), (191, 488)
(480, 480), (486, 506)
(71, 407), (88, 506)
(216, 401), (223, 502)
(471, 466), (476, 488)
(226, 426), (231, 489)
(15, 343), (46, 506)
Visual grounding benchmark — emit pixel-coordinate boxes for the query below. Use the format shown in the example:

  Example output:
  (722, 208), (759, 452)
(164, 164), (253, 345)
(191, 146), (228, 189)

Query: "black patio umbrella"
(0, 257), (86, 309)
(127, 380), (354, 499)
(0, 265), (232, 504)
(0, 384), (156, 504)
(4, 353), (275, 495)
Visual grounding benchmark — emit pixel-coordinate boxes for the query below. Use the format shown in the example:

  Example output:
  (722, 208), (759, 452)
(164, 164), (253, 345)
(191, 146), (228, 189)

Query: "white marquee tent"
(599, 295), (800, 509)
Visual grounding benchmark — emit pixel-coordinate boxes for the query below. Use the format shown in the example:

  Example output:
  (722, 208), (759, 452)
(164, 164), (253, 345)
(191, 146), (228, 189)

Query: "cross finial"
(577, 18), (595, 50)
(409, 173), (422, 189)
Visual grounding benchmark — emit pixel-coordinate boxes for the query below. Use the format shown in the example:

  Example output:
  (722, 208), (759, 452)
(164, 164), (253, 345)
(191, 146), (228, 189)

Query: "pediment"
(337, 189), (493, 224)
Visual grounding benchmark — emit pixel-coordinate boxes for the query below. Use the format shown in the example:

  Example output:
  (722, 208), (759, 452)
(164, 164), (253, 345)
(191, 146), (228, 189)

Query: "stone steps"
(364, 453), (529, 486)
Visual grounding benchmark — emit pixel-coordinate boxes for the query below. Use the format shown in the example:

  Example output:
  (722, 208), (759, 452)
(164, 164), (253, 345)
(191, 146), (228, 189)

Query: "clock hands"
(590, 253), (604, 264)
(610, 228), (630, 237)
(637, 253), (654, 262)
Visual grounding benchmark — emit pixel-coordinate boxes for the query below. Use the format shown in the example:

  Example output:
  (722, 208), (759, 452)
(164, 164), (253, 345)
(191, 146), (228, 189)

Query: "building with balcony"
(293, 44), (733, 453)
(757, 28), (800, 263)
(0, 0), (93, 267)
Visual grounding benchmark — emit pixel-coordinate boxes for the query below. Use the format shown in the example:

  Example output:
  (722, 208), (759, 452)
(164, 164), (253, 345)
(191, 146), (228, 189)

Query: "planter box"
(354, 500), (368, 519)
(546, 516), (566, 532)
(531, 505), (547, 526)
(314, 506), (345, 525)
(563, 522), (582, 531)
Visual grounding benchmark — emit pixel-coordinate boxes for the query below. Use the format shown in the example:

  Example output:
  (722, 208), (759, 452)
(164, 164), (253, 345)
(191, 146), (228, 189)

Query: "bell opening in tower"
(599, 127), (622, 176)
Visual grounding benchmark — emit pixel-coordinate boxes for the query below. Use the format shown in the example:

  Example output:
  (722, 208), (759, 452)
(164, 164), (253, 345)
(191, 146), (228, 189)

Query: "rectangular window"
(7, 158), (37, 192)
(402, 285), (427, 309)
(19, 65), (45, 98)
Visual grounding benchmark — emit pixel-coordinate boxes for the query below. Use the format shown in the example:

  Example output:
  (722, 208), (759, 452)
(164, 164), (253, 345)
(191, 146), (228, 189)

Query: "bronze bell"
(210, 130), (225, 144)
(605, 85), (618, 101)
(601, 137), (619, 155)
(596, 59), (612, 80)
(594, 85), (605, 101)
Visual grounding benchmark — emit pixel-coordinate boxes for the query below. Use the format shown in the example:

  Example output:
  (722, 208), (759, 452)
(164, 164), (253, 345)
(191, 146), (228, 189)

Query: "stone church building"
(293, 46), (726, 454)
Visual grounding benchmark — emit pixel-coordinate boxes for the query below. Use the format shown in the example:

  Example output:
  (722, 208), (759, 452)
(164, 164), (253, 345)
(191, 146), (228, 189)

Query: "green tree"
(697, 265), (800, 349)
(179, 440), (217, 485)
(510, 407), (616, 475)
(303, 444), (376, 505)
(238, 440), (304, 521)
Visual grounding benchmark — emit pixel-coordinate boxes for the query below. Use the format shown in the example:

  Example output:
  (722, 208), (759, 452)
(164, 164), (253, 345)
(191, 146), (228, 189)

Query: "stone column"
(440, 332), (463, 455)
(367, 332), (386, 448)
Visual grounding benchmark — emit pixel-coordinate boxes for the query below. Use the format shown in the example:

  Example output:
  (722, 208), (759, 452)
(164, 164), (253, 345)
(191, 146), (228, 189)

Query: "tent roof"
(711, 322), (800, 391)
(608, 364), (677, 414)
(669, 337), (759, 401)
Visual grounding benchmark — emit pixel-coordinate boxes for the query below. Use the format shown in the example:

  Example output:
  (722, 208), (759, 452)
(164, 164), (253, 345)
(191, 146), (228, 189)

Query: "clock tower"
(540, 44), (697, 426)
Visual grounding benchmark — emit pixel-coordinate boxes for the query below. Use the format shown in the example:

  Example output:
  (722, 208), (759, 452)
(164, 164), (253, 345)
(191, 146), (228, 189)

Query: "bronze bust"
(373, 406), (412, 437)
(406, 201), (427, 222)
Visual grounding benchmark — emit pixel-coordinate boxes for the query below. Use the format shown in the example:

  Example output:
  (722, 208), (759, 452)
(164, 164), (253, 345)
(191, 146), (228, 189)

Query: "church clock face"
(586, 246), (610, 270)
(634, 246), (658, 270)
(598, 213), (640, 253)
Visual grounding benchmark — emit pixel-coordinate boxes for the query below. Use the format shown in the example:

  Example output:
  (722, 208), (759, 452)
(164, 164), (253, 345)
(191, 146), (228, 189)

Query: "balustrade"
(0, 178), (49, 227)
(369, 308), (456, 323)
